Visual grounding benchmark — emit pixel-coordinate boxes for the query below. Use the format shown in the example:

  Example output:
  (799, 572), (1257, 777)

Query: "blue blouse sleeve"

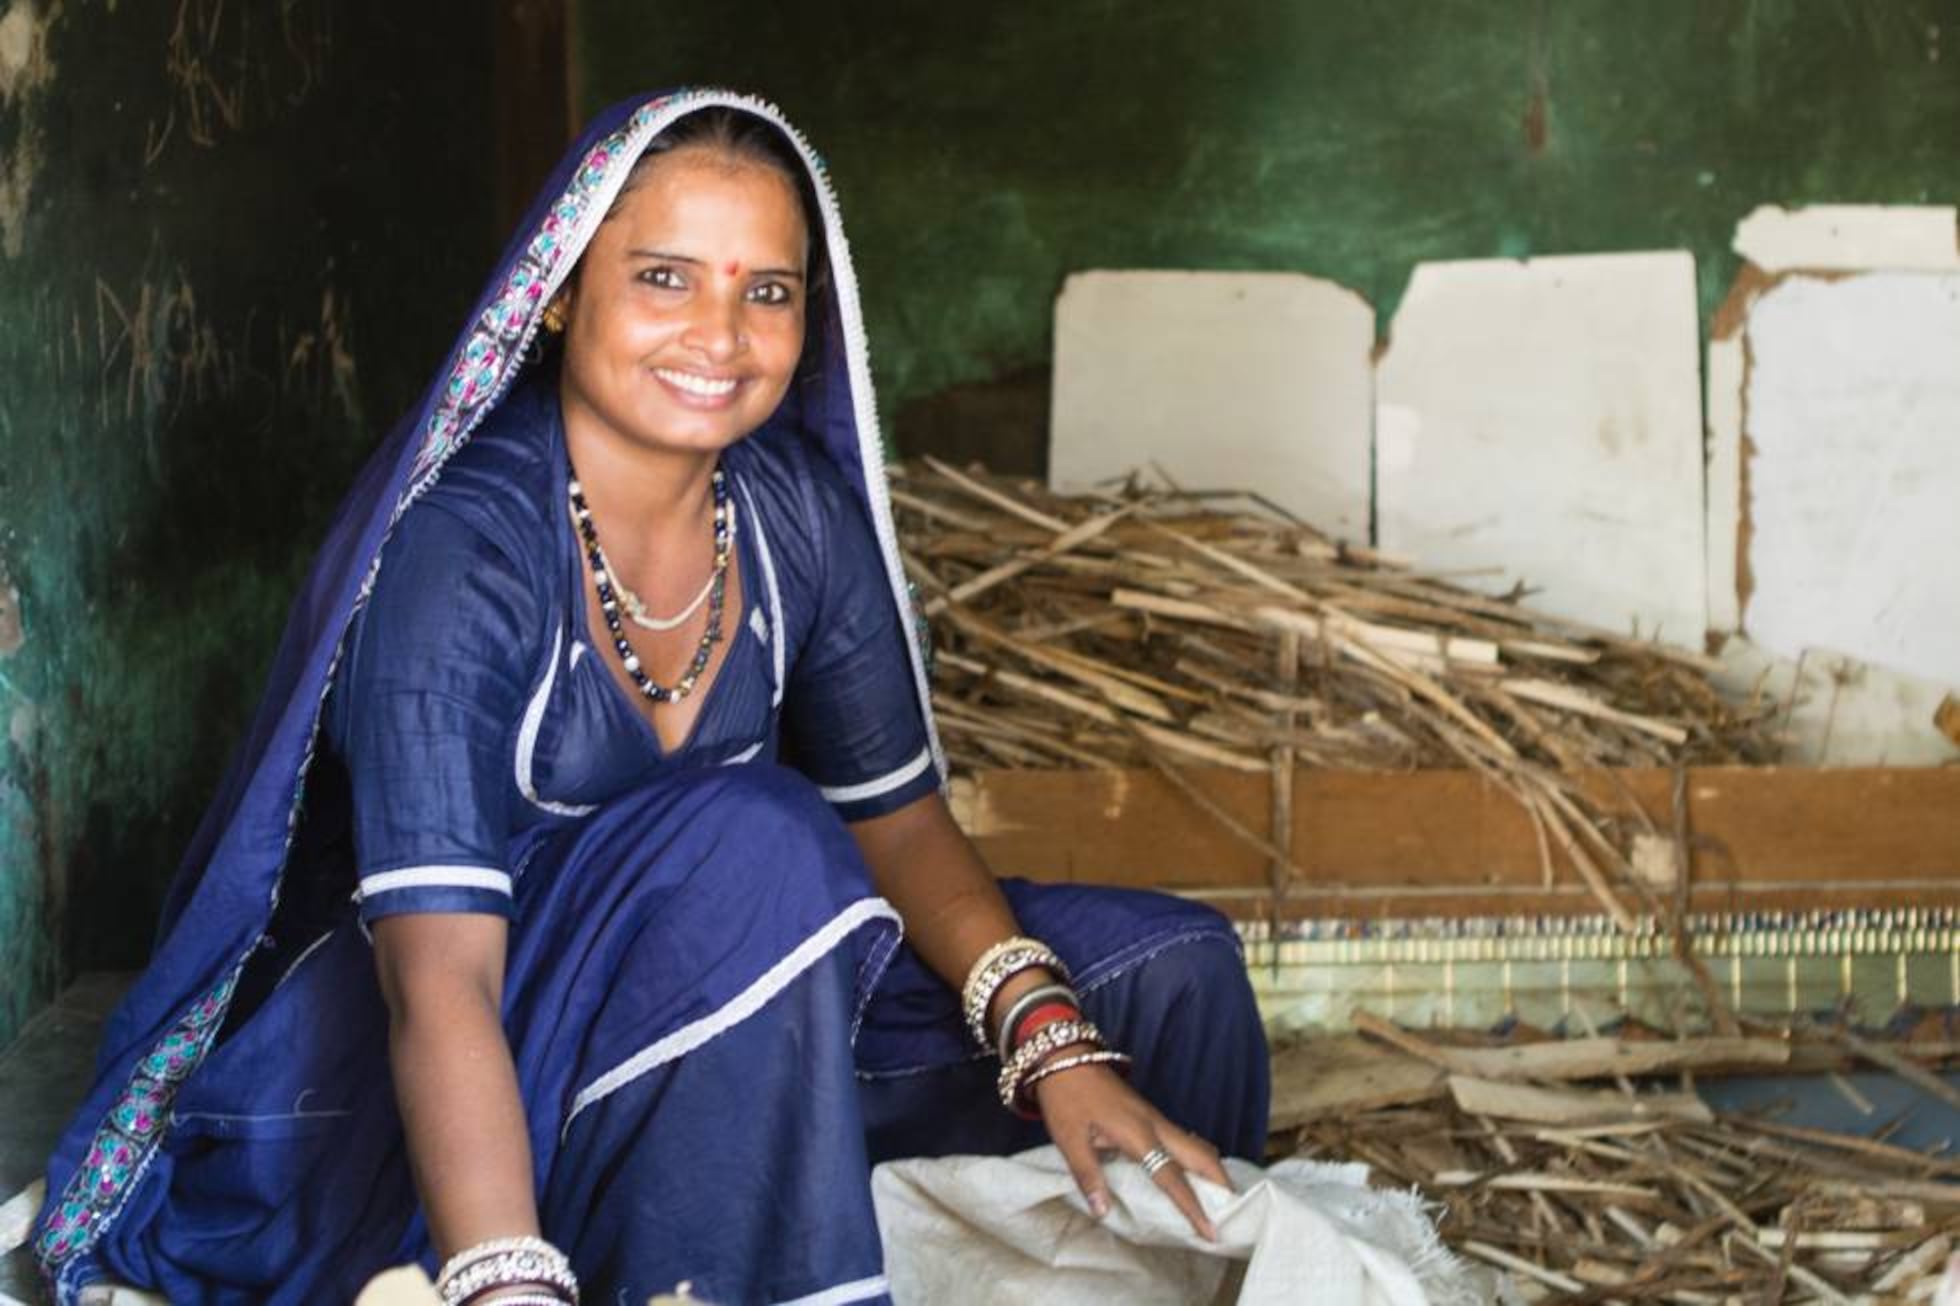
(327, 500), (542, 923)
(781, 468), (939, 823)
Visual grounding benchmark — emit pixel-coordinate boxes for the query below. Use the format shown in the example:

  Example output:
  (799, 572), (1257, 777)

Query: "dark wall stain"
(1523, 0), (1552, 156)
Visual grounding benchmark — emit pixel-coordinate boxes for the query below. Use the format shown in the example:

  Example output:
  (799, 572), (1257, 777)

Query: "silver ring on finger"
(1140, 1146), (1176, 1178)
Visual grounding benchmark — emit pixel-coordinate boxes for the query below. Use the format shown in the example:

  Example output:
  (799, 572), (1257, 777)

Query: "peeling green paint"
(576, 0), (1960, 417)
(0, 1), (497, 1047)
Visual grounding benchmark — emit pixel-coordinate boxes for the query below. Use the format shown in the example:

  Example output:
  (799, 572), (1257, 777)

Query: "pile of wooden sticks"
(895, 458), (1779, 929)
(1273, 1015), (1960, 1302)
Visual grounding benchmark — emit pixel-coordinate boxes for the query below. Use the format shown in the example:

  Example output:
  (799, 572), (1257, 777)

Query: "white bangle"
(961, 936), (1070, 1050)
(436, 1237), (559, 1293)
(995, 1018), (1103, 1111)
(1020, 1049), (1132, 1097)
(435, 1236), (578, 1305)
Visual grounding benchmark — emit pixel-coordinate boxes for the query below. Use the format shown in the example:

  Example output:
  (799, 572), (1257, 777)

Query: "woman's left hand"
(1033, 1058), (1232, 1241)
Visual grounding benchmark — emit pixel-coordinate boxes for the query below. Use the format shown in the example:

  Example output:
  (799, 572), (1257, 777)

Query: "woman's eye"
(639, 266), (686, 290)
(748, 281), (794, 307)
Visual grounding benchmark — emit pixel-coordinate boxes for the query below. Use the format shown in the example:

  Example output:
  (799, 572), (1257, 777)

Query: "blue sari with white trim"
(328, 371), (941, 928)
(34, 92), (1267, 1306)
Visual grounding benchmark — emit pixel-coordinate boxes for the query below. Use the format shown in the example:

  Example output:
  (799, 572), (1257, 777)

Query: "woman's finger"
(1126, 1128), (1217, 1242)
(1159, 1120), (1233, 1191)
(1051, 1117), (1113, 1218)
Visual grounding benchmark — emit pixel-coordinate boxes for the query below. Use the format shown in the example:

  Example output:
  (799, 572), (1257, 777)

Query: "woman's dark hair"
(616, 106), (829, 299)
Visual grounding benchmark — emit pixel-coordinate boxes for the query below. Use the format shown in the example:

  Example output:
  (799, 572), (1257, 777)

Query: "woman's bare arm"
(850, 792), (1228, 1236)
(848, 792), (1022, 990)
(372, 913), (540, 1257)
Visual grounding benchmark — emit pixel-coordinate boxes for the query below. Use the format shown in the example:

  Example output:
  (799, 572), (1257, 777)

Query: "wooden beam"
(952, 765), (1960, 918)
(494, 0), (572, 237)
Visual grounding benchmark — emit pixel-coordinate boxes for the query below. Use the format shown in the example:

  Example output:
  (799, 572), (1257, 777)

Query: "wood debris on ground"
(1269, 1014), (1960, 1302)
(895, 458), (1779, 930)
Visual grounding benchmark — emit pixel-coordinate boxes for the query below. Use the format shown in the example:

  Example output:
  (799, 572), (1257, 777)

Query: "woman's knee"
(1094, 930), (1260, 1031)
(1091, 933), (1270, 1155)
(543, 762), (868, 915)
(696, 762), (840, 834)
(683, 764), (874, 895)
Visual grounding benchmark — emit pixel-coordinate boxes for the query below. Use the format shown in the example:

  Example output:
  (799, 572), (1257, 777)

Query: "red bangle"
(1011, 1002), (1082, 1052)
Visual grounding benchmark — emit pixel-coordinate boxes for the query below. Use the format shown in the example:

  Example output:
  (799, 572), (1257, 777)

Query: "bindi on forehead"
(723, 260), (741, 277)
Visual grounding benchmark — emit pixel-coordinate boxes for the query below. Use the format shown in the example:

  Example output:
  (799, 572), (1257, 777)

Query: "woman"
(35, 92), (1268, 1305)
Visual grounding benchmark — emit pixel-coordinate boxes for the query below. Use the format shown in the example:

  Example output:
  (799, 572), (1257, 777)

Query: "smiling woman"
(559, 118), (816, 458)
(32, 95), (1270, 1306)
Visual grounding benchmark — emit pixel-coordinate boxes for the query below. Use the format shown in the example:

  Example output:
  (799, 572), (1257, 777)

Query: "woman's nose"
(681, 288), (745, 360)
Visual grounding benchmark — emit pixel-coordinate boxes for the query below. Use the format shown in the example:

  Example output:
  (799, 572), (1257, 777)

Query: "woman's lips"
(653, 366), (743, 408)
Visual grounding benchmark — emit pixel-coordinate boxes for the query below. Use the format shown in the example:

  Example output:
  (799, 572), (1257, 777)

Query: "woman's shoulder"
(409, 375), (562, 573)
(732, 424), (863, 541)
(332, 388), (561, 736)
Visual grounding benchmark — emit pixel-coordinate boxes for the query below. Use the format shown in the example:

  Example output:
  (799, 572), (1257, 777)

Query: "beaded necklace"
(568, 461), (730, 704)
(597, 497), (737, 633)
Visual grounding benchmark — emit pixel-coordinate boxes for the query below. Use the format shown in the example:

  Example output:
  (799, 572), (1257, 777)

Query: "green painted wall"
(0, 0), (497, 1047)
(575, 0), (1960, 454)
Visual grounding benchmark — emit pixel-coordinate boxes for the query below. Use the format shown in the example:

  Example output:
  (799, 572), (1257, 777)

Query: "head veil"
(35, 89), (944, 1284)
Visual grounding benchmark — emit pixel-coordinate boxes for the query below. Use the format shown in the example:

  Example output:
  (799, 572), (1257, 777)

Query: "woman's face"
(559, 144), (809, 458)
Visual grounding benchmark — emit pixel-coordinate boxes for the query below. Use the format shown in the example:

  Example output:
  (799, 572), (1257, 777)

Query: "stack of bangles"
(962, 935), (1132, 1119)
(434, 1236), (580, 1305)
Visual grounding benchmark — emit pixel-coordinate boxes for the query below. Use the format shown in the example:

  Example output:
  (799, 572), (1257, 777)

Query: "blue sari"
(34, 91), (1267, 1305)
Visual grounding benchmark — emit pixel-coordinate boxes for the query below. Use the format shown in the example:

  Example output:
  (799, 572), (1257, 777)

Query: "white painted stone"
(1733, 204), (1960, 272)
(1742, 273), (1960, 686)
(1711, 635), (1960, 766)
(1704, 335), (1745, 633)
(1049, 270), (1374, 541)
(1375, 252), (1707, 647)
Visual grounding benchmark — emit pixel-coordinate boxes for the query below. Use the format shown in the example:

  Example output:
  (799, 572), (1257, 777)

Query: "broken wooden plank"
(1429, 1171), (1663, 1200)
(1444, 1036), (1790, 1082)
(1352, 1013), (1791, 1082)
(1447, 1075), (1713, 1126)
(1267, 1035), (1448, 1130)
